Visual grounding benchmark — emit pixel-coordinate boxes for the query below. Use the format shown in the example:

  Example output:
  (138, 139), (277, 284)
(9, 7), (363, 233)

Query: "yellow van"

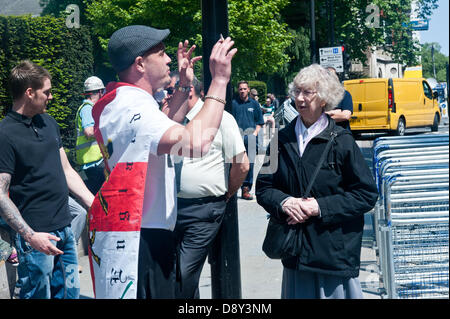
(344, 78), (441, 135)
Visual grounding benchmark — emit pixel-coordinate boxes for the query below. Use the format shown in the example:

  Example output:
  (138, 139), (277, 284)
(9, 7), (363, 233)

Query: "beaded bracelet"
(204, 95), (226, 105)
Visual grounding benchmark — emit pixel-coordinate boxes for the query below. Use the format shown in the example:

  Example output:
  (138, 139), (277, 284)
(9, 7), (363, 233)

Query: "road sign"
(402, 19), (429, 31)
(319, 46), (343, 72)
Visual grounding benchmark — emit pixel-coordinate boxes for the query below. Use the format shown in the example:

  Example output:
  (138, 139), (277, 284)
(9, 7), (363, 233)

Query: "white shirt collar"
(295, 113), (329, 156)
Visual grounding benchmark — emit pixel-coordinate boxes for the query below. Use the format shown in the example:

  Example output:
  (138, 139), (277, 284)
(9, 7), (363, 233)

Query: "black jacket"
(256, 115), (378, 278)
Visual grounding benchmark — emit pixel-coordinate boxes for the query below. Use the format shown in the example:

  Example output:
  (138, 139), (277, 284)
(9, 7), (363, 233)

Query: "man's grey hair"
(170, 70), (180, 82)
(192, 76), (203, 97)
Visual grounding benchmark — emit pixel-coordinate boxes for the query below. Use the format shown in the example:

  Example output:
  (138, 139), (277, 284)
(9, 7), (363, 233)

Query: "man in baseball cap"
(88, 25), (237, 299)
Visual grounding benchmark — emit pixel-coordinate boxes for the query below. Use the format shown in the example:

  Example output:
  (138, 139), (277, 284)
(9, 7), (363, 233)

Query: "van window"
(423, 81), (433, 99)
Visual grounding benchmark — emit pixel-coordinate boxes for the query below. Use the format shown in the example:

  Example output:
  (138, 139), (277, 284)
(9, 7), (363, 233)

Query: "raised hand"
(209, 36), (238, 86)
(177, 40), (202, 87)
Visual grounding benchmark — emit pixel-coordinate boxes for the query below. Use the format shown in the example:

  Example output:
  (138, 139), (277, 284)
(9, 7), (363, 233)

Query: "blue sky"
(419, 0), (449, 56)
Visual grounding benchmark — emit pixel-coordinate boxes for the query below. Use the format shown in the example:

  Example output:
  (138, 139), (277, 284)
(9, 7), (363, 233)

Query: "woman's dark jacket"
(256, 115), (378, 278)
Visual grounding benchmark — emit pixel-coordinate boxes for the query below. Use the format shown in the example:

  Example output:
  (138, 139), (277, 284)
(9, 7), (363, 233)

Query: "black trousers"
(83, 163), (105, 195)
(174, 196), (227, 299)
(137, 228), (177, 299)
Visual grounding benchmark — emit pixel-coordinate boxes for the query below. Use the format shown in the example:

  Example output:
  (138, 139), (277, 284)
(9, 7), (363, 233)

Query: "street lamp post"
(431, 44), (437, 79)
(201, 0), (242, 299)
(327, 0), (335, 46)
(310, 0), (317, 63)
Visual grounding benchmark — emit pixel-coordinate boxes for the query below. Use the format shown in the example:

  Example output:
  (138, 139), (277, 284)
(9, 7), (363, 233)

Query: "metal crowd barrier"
(274, 99), (298, 126)
(372, 134), (449, 299)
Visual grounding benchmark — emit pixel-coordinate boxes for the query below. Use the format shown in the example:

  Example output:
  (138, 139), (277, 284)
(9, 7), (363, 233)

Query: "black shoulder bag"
(262, 131), (337, 259)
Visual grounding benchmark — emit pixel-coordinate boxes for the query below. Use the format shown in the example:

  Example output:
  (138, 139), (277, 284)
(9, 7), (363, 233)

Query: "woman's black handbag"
(262, 216), (302, 259)
(262, 131), (337, 259)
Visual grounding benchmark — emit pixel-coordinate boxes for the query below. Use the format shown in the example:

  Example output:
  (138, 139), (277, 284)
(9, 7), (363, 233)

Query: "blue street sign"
(402, 19), (429, 31)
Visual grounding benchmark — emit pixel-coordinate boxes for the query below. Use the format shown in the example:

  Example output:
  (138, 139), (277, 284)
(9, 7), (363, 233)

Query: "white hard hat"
(84, 76), (105, 92)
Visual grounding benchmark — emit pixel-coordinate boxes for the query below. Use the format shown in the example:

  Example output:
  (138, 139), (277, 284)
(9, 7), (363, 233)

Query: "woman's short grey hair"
(288, 64), (345, 111)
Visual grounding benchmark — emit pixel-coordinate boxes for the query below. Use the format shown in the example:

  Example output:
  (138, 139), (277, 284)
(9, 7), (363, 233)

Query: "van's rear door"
(364, 79), (389, 128)
(345, 81), (365, 130)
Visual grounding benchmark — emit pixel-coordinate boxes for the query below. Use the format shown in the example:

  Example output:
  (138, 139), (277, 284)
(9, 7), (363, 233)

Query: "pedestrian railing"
(372, 134), (449, 299)
(275, 99), (298, 126)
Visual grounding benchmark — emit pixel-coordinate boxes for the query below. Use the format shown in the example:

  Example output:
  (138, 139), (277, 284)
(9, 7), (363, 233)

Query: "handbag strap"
(303, 131), (337, 198)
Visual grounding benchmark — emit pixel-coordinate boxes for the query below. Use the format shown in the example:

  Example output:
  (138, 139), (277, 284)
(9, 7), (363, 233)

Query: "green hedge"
(0, 15), (94, 165)
(248, 80), (267, 101)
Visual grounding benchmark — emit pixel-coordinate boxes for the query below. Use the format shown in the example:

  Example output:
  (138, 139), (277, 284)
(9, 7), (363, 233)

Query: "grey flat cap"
(108, 25), (170, 72)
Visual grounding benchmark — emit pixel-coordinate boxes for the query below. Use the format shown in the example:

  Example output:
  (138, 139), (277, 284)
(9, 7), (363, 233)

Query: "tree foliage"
(38, 0), (441, 93)
(421, 43), (449, 83)
(227, 0), (293, 81)
(0, 15), (94, 164)
(414, 0), (439, 19)
(282, 0), (439, 68)
(248, 80), (267, 100)
(81, 0), (293, 85)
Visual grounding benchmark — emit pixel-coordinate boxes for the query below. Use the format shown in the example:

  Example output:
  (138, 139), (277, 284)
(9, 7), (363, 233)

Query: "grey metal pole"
(201, 0), (242, 299)
(446, 62), (449, 98)
(330, 0), (334, 47)
(310, 0), (317, 63)
(431, 44), (437, 79)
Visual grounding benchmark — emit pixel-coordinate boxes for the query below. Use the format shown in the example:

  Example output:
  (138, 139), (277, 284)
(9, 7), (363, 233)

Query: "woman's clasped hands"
(282, 197), (320, 225)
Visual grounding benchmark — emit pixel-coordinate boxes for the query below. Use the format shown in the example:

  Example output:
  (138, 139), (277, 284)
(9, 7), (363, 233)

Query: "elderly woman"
(256, 64), (378, 299)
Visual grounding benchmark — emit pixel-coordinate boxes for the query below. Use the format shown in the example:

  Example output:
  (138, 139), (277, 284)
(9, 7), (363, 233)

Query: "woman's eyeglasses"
(293, 88), (317, 99)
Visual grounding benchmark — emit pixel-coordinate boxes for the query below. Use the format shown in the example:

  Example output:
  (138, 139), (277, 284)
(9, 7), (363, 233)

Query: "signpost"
(319, 46), (344, 72)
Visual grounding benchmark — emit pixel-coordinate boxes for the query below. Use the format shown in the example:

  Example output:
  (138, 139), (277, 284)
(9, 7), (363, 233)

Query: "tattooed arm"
(0, 173), (33, 239)
(0, 172), (63, 255)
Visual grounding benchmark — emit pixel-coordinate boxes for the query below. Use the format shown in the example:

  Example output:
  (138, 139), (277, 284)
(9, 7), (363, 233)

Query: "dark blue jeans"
(14, 225), (80, 299)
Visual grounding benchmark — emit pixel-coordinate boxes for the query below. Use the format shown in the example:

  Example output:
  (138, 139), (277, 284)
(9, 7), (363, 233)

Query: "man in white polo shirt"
(174, 78), (249, 299)
(88, 25), (237, 299)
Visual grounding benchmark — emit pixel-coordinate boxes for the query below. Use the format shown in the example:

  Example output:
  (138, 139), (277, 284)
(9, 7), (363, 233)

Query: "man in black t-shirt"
(231, 81), (265, 200)
(0, 60), (94, 299)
